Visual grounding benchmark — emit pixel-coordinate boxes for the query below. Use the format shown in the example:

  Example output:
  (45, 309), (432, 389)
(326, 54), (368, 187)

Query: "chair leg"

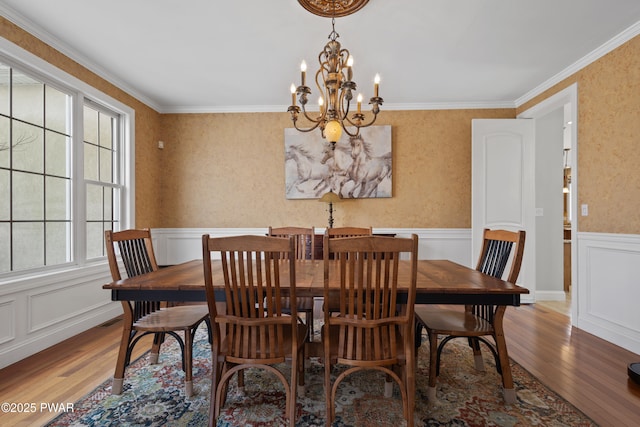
(112, 324), (134, 395)
(297, 346), (306, 398)
(469, 338), (485, 372)
(184, 329), (194, 397)
(289, 358), (298, 426)
(237, 369), (245, 393)
(384, 373), (394, 398)
(324, 339), (334, 424)
(209, 359), (220, 427)
(414, 319), (424, 349)
(307, 308), (314, 342)
(426, 330), (438, 401)
(150, 332), (164, 364)
(406, 342), (416, 427)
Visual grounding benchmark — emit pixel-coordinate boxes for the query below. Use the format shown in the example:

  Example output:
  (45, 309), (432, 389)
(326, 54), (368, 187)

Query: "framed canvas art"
(284, 125), (392, 199)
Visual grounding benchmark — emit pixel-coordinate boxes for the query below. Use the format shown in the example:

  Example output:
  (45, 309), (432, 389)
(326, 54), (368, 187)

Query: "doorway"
(519, 83), (578, 323)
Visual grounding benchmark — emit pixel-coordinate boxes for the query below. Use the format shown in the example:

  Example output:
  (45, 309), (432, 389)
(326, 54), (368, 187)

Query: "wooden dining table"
(103, 258), (528, 403)
(103, 259), (528, 305)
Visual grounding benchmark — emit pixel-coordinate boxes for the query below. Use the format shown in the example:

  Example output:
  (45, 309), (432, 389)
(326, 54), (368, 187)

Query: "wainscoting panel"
(0, 264), (122, 369)
(153, 228), (263, 265)
(151, 228), (474, 266)
(577, 232), (640, 354)
(28, 279), (113, 334)
(0, 298), (16, 345)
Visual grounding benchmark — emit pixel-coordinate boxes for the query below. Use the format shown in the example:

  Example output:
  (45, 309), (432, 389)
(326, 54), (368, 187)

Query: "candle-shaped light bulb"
(300, 60), (307, 86)
(357, 93), (363, 113)
(347, 56), (354, 81)
(374, 74), (380, 97)
(318, 96), (324, 114)
(290, 83), (296, 106)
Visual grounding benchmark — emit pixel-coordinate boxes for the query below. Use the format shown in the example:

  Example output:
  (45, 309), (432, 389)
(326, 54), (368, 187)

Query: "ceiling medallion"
(297, 0), (370, 17)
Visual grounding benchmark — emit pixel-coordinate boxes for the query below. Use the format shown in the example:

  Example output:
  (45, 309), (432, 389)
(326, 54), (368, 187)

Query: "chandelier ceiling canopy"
(297, 0), (370, 17)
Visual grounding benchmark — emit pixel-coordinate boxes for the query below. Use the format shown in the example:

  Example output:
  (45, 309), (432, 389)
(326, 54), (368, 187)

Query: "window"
(0, 55), (131, 276)
(84, 102), (121, 259)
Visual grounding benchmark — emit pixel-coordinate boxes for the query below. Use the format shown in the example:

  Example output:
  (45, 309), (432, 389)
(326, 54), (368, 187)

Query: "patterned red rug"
(46, 327), (597, 426)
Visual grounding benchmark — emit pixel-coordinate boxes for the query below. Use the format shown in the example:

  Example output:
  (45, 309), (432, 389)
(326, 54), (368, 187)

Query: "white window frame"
(0, 37), (135, 278)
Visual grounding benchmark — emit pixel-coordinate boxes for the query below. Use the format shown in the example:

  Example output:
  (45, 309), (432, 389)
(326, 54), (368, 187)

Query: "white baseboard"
(536, 290), (567, 301)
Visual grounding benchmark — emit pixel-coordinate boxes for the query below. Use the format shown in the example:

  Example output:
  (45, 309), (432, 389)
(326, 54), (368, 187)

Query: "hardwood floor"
(0, 318), (154, 427)
(505, 303), (640, 427)
(1, 303), (639, 427)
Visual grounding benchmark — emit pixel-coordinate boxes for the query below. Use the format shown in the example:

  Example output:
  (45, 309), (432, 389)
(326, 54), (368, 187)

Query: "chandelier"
(288, 2), (383, 146)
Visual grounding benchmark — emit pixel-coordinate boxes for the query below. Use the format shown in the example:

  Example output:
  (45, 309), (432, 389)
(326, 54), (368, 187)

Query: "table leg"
(493, 306), (516, 404)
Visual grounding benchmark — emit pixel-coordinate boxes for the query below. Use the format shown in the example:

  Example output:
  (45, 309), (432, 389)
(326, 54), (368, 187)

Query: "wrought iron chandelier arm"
(292, 120), (323, 133)
(343, 109), (380, 129)
(300, 105), (324, 126)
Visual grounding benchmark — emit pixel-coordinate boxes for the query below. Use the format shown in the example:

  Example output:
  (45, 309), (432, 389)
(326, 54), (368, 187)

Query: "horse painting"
(285, 144), (330, 195)
(341, 135), (392, 198)
(284, 126), (392, 199)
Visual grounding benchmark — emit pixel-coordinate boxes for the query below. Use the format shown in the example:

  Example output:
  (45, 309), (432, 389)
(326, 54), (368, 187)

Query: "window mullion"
(72, 92), (86, 265)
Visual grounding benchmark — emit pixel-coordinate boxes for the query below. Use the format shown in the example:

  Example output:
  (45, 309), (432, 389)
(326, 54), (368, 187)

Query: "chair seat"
(322, 323), (407, 365)
(134, 305), (209, 331)
(415, 306), (493, 336)
(219, 322), (308, 359)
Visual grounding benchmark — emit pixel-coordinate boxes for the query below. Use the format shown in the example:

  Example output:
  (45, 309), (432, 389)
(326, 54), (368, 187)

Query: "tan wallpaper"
(518, 35), (640, 234)
(158, 109), (514, 228)
(3, 17), (639, 234)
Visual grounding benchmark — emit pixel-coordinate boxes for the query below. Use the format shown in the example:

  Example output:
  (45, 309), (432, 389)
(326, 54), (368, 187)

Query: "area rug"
(46, 326), (597, 426)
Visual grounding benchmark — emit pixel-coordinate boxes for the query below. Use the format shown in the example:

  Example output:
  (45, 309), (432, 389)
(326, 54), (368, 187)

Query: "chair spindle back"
(202, 235), (298, 363)
(105, 229), (161, 323)
(472, 229), (526, 322)
(324, 235), (418, 362)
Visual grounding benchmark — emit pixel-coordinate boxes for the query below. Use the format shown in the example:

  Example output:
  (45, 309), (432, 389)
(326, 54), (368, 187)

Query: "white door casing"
(472, 119), (536, 302)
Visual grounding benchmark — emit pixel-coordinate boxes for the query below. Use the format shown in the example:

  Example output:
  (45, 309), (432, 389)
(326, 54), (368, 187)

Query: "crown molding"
(160, 101), (517, 114)
(0, 4), (163, 112)
(516, 20), (640, 108)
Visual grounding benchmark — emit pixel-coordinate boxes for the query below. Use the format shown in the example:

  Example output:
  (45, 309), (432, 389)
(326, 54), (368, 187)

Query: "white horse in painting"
(318, 142), (353, 196)
(285, 144), (330, 195)
(342, 135), (392, 198)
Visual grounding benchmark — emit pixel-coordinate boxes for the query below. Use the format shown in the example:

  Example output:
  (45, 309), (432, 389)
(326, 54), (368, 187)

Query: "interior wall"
(517, 34), (640, 235)
(157, 109), (515, 228)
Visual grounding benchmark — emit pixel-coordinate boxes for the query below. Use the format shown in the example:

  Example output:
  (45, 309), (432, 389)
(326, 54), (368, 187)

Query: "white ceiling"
(1, 0), (639, 113)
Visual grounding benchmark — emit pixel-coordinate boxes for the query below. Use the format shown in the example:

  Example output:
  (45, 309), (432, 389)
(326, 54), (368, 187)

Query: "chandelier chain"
(329, 17), (339, 41)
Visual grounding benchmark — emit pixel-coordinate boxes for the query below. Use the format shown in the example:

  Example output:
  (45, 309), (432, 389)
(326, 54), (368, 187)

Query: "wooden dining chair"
(268, 226), (316, 340)
(202, 234), (307, 427)
(324, 226), (373, 313)
(414, 228), (526, 403)
(323, 234), (418, 427)
(325, 226), (372, 238)
(105, 229), (210, 397)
